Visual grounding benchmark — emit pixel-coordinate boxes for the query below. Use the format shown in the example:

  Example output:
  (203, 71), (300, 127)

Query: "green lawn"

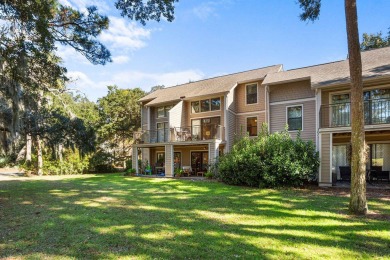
(0, 174), (389, 259)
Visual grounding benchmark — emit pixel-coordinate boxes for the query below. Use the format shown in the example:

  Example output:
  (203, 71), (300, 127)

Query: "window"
(157, 107), (165, 118)
(156, 152), (165, 166)
(246, 83), (257, 104)
(247, 117), (257, 136)
(211, 98), (221, 111)
(157, 122), (169, 142)
(191, 97), (221, 113)
(164, 105), (173, 117)
(157, 105), (173, 118)
(201, 99), (210, 112)
(191, 101), (200, 113)
(287, 106), (302, 131)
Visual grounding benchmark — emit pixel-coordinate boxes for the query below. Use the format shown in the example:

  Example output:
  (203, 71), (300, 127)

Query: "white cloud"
(99, 16), (151, 50)
(65, 69), (206, 101)
(112, 55), (130, 64)
(56, 45), (92, 65)
(111, 70), (205, 91)
(192, 0), (233, 21)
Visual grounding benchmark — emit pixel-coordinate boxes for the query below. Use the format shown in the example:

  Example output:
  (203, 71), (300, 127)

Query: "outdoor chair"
(339, 166), (351, 181)
(182, 166), (192, 177)
(371, 166), (390, 182)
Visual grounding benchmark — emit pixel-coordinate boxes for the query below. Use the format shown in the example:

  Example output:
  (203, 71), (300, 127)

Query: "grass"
(0, 174), (389, 259)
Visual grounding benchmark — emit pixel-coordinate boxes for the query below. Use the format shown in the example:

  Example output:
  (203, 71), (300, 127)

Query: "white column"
(208, 141), (220, 167)
(165, 145), (174, 177)
(383, 144), (390, 171)
(132, 147), (139, 174)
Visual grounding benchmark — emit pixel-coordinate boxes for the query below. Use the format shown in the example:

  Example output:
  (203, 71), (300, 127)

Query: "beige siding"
(236, 112), (266, 137)
(269, 100), (316, 142)
(234, 80), (266, 113)
(269, 80), (314, 103)
(141, 106), (148, 130)
(320, 133), (331, 184)
(169, 101), (183, 128)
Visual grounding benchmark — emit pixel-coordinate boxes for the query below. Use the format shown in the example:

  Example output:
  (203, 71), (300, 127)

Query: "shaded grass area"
(0, 174), (389, 259)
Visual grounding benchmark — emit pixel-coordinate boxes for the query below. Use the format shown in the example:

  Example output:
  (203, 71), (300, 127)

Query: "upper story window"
(201, 99), (210, 112)
(157, 105), (173, 118)
(246, 83), (258, 104)
(247, 117), (257, 136)
(191, 97), (221, 113)
(287, 105), (303, 131)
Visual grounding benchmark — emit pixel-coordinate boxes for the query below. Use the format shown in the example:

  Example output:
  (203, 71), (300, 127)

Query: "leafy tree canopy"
(360, 29), (390, 51)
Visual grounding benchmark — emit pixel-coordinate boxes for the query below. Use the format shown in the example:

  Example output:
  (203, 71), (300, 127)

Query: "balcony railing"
(134, 124), (224, 144)
(320, 98), (390, 128)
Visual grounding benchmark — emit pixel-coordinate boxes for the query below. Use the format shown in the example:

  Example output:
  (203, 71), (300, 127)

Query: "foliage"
(89, 150), (116, 173)
(360, 29), (390, 51)
(124, 168), (136, 176)
(0, 155), (12, 167)
(205, 171), (213, 179)
(42, 150), (90, 175)
(115, 0), (178, 25)
(218, 125), (319, 188)
(174, 168), (183, 177)
(298, 0), (321, 22)
(97, 85), (145, 162)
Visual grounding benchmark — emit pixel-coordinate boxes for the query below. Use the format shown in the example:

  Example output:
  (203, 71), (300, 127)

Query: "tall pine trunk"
(37, 135), (43, 176)
(345, 0), (367, 215)
(26, 134), (32, 162)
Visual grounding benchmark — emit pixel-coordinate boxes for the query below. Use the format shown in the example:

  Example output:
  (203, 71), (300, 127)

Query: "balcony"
(134, 124), (224, 144)
(320, 99), (390, 128)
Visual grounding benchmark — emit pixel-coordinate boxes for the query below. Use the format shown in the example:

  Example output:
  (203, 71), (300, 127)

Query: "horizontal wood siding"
(270, 100), (316, 142)
(235, 80), (266, 113)
(269, 80), (314, 103)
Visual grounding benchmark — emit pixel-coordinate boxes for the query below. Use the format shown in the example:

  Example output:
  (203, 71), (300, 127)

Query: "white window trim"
(286, 104), (303, 132)
(245, 82), (259, 105)
(246, 115), (258, 137)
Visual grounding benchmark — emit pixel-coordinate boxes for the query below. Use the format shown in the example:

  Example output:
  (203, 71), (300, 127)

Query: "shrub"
(218, 124), (319, 188)
(205, 171), (213, 179)
(124, 168), (136, 176)
(89, 151), (116, 173)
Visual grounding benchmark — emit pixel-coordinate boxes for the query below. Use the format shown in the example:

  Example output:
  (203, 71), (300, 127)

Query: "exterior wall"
(234, 80), (266, 113)
(186, 95), (225, 127)
(319, 133), (332, 186)
(269, 100), (316, 142)
(269, 80), (314, 103)
(169, 101), (183, 128)
(141, 106), (148, 130)
(235, 112), (266, 137)
(227, 110), (236, 151)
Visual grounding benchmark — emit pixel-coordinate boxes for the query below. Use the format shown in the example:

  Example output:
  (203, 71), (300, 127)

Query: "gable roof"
(139, 65), (282, 106)
(263, 46), (390, 88)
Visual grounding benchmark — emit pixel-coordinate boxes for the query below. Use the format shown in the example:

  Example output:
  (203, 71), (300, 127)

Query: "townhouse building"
(132, 46), (390, 186)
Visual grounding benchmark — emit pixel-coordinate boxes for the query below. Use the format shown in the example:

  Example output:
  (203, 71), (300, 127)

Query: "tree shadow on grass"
(0, 174), (389, 259)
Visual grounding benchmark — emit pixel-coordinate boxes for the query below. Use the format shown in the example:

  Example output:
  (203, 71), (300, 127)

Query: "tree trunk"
(26, 134), (32, 162)
(37, 135), (43, 176)
(345, 0), (367, 215)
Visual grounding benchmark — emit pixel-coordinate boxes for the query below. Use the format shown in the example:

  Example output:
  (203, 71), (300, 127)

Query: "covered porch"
(319, 130), (390, 187)
(132, 141), (224, 177)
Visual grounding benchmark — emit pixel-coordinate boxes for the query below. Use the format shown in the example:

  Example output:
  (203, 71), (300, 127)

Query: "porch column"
(319, 133), (332, 187)
(132, 146), (139, 174)
(165, 144), (174, 177)
(208, 141), (220, 167)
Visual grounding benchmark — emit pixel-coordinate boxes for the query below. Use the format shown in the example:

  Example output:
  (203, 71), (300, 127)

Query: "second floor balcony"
(134, 124), (224, 144)
(320, 98), (390, 128)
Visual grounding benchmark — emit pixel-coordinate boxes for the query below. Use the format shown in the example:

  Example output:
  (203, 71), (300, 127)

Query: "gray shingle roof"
(140, 65), (282, 106)
(263, 46), (390, 87)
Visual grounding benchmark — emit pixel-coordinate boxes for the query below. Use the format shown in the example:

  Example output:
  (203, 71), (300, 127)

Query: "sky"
(57, 0), (390, 101)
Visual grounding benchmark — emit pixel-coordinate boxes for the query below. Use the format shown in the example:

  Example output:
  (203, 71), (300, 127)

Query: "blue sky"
(57, 0), (390, 101)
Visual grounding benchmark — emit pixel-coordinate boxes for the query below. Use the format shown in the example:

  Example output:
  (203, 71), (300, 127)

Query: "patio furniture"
(371, 166), (390, 182)
(339, 166), (351, 181)
(182, 166), (192, 176)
